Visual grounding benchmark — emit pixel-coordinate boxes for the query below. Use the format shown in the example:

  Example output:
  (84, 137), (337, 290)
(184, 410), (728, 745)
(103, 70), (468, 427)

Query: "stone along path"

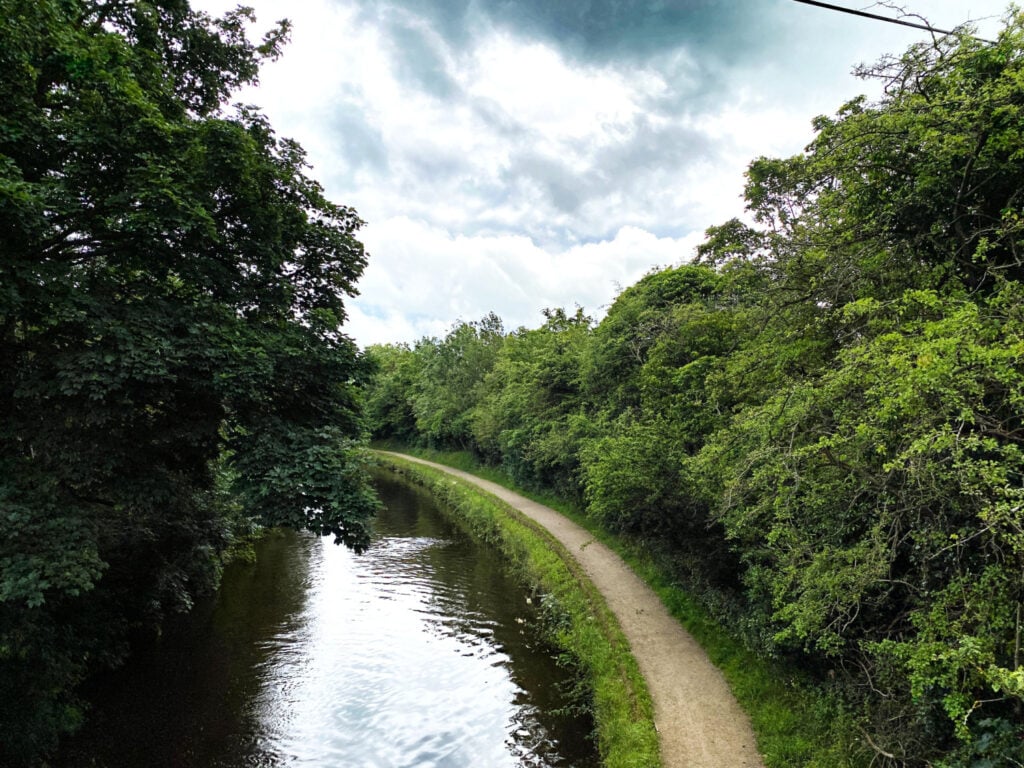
(382, 453), (765, 768)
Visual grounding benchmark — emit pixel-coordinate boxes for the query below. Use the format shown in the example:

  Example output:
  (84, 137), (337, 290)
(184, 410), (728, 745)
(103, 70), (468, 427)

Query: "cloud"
(366, 0), (787, 71)
(383, 17), (461, 100)
(190, 0), (1011, 347)
(327, 108), (390, 176)
(349, 217), (704, 345)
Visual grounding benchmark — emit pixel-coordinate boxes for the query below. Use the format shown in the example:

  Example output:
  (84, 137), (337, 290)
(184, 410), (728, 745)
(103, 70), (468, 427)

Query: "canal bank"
(377, 451), (764, 768)
(376, 454), (660, 768)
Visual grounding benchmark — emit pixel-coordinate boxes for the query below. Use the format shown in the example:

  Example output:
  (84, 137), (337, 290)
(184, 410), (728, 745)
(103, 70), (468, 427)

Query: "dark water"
(57, 473), (596, 767)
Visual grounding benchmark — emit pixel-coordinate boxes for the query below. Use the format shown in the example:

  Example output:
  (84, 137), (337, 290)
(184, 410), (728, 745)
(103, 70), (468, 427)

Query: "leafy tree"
(581, 264), (723, 415)
(411, 313), (505, 449)
(0, 0), (377, 760)
(579, 265), (748, 588)
(472, 307), (592, 494)
(697, 287), (1024, 759)
(740, 15), (1024, 310)
(692, 14), (1024, 760)
(362, 342), (419, 443)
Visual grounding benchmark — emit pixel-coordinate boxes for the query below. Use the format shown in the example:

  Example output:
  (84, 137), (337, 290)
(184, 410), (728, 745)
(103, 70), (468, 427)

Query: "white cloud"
(351, 217), (703, 346)
(466, 34), (654, 146)
(189, 0), (1012, 348)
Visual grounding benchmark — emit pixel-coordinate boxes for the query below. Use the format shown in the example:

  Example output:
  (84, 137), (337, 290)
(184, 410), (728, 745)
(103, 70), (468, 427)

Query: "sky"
(190, 0), (1009, 347)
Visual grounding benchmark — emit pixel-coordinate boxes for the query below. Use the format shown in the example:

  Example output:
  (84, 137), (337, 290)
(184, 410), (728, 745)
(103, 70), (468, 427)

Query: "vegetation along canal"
(56, 473), (596, 767)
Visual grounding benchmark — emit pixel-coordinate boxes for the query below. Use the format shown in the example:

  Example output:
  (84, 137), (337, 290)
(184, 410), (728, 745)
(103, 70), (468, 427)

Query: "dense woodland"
(0, 1), (378, 763)
(364, 17), (1024, 767)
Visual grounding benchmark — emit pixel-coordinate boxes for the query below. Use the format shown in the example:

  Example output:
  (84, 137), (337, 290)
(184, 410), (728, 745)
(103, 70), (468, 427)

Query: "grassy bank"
(377, 446), (866, 768)
(373, 453), (661, 768)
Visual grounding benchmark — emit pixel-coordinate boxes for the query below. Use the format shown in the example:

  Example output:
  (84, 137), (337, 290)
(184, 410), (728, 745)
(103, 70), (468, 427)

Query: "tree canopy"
(0, 1), (377, 760)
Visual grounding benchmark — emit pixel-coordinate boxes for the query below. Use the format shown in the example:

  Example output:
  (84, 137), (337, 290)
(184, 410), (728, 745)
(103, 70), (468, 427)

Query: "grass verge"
(373, 452), (661, 768)
(377, 445), (867, 768)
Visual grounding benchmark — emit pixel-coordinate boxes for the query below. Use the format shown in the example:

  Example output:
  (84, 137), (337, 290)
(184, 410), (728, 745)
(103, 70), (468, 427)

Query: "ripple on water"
(55, 478), (596, 768)
(256, 533), (529, 766)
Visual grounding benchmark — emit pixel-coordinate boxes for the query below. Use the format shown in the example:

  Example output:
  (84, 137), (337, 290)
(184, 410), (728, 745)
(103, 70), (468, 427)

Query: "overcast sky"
(191, 0), (1008, 346)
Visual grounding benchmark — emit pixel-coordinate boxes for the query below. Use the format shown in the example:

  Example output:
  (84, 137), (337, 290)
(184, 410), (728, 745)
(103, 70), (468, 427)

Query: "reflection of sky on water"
(56, 477), (591, 767)
(255, 536), (516, 766)
(248, 479), (588, 767)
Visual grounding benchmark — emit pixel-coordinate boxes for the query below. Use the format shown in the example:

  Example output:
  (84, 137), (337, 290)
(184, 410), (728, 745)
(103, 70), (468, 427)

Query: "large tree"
(0, 0), (378, 760)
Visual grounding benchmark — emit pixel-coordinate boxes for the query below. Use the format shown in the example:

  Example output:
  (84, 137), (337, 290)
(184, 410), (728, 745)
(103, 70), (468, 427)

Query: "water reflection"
(57, 472), (594, 767)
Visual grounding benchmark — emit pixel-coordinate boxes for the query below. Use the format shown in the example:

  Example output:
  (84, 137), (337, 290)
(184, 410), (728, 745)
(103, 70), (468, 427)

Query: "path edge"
(373, 451), (662, 768)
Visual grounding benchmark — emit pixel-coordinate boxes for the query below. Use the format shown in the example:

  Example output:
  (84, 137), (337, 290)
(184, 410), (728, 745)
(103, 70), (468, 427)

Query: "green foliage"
(412, 312), (505, 448)
(362, 343), (419, 442)
(472, 307), (592, 493)
(362, 15), (1024, 764)
(0, 1), (376, 760)
(691, 20), (1024, 758)
(581, 264), (723, 413)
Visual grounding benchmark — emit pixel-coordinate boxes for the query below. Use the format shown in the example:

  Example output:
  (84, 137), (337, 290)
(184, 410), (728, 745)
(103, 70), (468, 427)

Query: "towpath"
(380, 452), (764, 768)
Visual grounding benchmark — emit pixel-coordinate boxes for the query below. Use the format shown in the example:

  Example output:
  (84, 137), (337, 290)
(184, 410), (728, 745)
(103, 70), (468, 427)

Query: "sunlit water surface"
(57, 473), (595, 767)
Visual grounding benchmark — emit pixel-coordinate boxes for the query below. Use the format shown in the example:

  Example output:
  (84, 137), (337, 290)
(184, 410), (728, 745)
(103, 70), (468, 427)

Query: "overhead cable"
(791, 0), (994, 43)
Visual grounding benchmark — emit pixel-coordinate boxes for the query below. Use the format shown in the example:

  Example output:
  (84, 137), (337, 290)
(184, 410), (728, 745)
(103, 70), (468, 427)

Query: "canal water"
(56, 472), (596, 767)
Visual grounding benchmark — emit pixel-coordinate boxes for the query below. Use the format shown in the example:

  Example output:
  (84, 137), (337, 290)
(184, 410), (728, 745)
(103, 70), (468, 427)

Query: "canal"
(56, 472), (597, 767)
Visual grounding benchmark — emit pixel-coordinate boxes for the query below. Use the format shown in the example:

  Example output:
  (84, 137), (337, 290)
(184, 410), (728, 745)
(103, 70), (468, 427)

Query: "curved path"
(381, 453), (764, 768)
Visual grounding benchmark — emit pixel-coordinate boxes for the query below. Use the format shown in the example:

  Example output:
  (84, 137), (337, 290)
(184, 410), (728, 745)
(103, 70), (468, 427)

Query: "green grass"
(373, 452), (661, 768)
(376, 445), (868, 768)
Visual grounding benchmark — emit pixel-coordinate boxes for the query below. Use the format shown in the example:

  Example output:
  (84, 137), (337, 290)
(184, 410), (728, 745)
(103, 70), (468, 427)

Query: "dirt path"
(381, 453), (764, 768)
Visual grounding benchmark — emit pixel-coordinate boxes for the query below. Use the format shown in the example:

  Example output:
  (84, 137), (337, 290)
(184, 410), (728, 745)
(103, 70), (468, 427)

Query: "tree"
(411, 313), (505, 449)
(0, 1), (377, 760)
(578, 265), (747, 588)
(697, 288), (1024, 759)
(692, 14), (1024, 760)
(362, 343), (419, 443)
(581, 264), (723, 414)
(472, 307), (592, 494)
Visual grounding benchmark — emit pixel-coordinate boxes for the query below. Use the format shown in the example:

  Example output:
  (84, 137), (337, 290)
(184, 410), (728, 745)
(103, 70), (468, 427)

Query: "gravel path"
(382, 453), (765, 768)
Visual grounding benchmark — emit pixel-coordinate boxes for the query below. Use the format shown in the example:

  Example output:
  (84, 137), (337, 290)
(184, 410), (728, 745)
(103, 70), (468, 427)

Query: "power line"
(791, 0), (993, 43)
